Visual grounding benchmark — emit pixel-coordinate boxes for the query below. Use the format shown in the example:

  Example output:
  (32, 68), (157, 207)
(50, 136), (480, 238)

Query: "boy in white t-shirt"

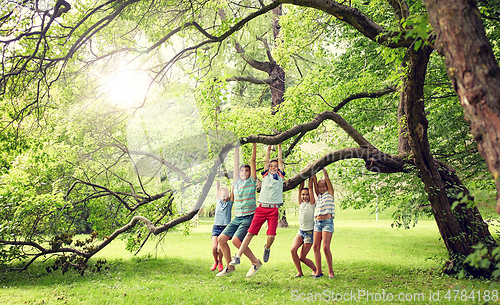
(229, 144), (284, 276)
(290, 176), (317, 277)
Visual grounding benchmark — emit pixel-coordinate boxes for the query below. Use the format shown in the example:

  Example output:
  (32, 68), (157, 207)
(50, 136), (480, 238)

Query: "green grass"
(0, 207), (498, 304)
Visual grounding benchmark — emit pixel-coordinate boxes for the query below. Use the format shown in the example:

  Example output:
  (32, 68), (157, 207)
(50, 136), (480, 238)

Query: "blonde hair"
(218, 187), (229, 197)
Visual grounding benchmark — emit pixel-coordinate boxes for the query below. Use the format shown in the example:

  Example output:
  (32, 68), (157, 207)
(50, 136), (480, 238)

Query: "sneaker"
(263, 244), (270, 263)
(313, 273), (324, 279)
(246, 260), (263, 277)
(229, 255), (240, 266)
(216, 267), (235, 277)
(217, 262), (224, 272)
(211, 261), (218, 271)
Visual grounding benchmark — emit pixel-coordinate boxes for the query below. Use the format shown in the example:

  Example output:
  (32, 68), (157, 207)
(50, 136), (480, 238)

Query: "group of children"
(211, 143), (335, 279)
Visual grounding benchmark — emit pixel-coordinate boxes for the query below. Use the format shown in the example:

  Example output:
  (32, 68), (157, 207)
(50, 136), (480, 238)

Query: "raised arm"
(216, 180), (220, 199)
(234, 145), (240, 183)
(323, 168), (334, 197)
(277, 143), (284, 172)
(312, 173), (319, 196)
(250, 142), (257, 180)
(231, 147), (239, 202)
(264, 144), (271, 171)
(298, 180), (304, 204)
(308, 176), (315, 205)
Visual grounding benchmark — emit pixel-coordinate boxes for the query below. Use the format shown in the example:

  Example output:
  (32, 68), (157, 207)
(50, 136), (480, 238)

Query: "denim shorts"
(314, 218), (334, 233)
(221, 214), (254, 242)
(211, 225), (227, 237)
(298, 229), (314, 244)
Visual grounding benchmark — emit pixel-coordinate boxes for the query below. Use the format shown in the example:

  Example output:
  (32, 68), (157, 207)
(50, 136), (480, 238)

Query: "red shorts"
(247, 205), (279, 236)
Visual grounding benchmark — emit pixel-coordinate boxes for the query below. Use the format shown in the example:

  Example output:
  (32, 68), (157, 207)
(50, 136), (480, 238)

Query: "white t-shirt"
(299, 201), (316, 231)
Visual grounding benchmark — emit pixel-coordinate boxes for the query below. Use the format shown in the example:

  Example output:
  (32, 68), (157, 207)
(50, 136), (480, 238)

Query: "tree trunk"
(277, 208), (289, 228)
(423, 0), (500, 207)
(402, 44), (496, 276)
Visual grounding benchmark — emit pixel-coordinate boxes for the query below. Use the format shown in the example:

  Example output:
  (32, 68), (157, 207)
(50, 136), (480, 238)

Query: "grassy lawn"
(0, 207), (499, 304)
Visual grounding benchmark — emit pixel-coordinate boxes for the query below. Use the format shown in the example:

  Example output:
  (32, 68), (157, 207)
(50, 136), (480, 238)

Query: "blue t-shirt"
(214, 198), (233, 226)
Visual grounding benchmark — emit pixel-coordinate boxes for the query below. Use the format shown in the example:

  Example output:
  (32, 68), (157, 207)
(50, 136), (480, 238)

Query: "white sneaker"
(229, 255), (241, 266)
(246, 260), (263, 277)
(216, 267), (235, 277)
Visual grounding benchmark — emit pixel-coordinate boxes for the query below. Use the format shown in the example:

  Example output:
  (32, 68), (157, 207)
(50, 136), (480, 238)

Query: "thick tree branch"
(283, 147), (406, 191)
(241, 110), (373, 148)
(280, 0), (413, 47)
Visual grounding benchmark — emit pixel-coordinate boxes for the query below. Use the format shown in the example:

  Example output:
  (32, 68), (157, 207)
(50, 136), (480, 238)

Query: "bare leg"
(266, 235), (275, 249)
(233, 236), (259, 264)
(236, 232), (254, 257)
(217, 244), (223, 262)
(322, 231), (334, 278)
(218, 234), (234, 270)
(290, 235), (304, 276)
(312, 231), (323, 276)
(299, 242), (316, 274)
(211, 236), (219, 262)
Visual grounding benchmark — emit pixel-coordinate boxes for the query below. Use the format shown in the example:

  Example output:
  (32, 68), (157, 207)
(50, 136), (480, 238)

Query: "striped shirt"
(233, 176), (257, 217)
(314, 192), (335, 218)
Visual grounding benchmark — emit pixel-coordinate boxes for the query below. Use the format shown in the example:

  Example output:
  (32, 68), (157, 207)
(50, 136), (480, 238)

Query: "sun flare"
(101, 63), (151, 108)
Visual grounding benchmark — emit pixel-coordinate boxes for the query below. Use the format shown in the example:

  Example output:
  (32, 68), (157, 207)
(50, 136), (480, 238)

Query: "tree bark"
(402, 43), (496, 276)
(423, 0), (500, 207)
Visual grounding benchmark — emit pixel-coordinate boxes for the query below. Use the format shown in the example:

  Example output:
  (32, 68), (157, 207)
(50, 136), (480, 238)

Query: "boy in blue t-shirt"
(211, 180), (233, 272)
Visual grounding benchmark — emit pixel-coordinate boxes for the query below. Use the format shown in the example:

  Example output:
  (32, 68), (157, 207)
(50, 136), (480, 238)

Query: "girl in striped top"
(312, 167), (335, 279)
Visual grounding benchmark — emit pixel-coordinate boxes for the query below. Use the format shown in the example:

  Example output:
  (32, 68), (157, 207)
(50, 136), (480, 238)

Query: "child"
(312, 167), (335, 279)
(216, 143), (262, 277)
(290, 176), (317, 278)
(211, 180), (233, 272)
(230, 143), (284, 272)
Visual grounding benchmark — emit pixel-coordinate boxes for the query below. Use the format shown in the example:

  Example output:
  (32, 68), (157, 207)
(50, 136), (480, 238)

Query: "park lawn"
(0, 207), (499, 304)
